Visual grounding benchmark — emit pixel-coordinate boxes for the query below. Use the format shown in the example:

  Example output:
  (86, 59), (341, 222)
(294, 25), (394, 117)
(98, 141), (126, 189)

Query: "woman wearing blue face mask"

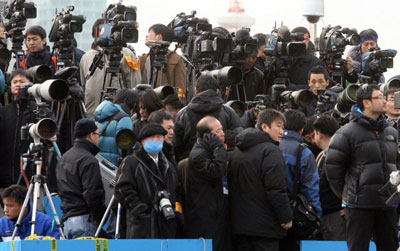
(114, 123), (182, 239)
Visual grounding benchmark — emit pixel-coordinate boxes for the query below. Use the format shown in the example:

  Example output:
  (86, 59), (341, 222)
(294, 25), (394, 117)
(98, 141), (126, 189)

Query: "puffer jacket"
(326, 105), (399, 208)
(94, 100), (134, 166)
(173, 89), (242, 162)
(230, 128), (292, 239)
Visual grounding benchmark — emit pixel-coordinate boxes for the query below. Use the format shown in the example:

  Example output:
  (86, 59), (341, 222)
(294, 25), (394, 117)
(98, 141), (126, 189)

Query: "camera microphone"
(277, 26), (291, 42)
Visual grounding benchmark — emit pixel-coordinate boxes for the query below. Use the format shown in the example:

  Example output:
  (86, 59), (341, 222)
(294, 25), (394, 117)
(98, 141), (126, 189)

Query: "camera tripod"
(149, 49), (172, 89)
(95, 195), (122, 239)
(12, 143), (65, 240)
(88, 48), (128, 103)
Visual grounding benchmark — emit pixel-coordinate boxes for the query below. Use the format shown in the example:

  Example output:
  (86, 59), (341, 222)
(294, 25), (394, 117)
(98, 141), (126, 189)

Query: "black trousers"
(235, 235), (279, 251)
(345, 207), (399, 251)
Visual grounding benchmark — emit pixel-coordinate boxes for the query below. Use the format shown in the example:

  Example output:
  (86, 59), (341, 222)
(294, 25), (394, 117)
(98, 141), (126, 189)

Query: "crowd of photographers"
(0, 1), (399, 251)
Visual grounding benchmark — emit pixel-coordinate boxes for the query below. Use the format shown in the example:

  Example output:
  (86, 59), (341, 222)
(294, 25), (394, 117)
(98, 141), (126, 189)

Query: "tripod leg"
(115, 203), (122, 239)
(42, 183), (65, 239)
(11, 182), (34, 240)
(30, 169), (42, 236)
(95, 195), (115, 237)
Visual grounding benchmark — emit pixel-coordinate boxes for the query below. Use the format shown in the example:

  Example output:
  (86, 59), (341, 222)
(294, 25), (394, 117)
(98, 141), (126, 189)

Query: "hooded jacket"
(94, 100), (133, 166)
(230, 128), (292, 239)
(173, 89), (242, 161)
(326, 105), (399, 208)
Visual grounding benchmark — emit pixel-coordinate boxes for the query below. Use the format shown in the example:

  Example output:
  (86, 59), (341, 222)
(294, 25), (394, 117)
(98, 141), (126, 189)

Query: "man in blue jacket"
(0, 185), (60, 241)
(279, 109), (321, 250)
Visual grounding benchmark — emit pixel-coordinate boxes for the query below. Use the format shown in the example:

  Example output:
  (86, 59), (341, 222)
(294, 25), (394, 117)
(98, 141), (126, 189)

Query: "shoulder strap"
(292, 143), (307, 200)
(101, 111), (129, 136)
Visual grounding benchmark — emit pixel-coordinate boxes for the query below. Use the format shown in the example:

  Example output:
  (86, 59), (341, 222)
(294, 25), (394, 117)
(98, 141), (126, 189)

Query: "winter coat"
(94, 100), (133, 166)
(19, 46), (56, 73)
(114, 147), (180, 239)
(0, 100), (44, 188)
(184, 138), (230, 251)
(230, 128), (292, 239)
(288, 51), (324, 89)
(56, 139), (106, 223)
(279, 130), (322, 217)
(227, 66), (265, 102)
(240, 108), (257, 129)
(326, 105), (399, 208)
(174, 89), (242, 162)
(80, 48), (141, 118)
(0, 208), (60, 241)
(139, 51), (187, 96)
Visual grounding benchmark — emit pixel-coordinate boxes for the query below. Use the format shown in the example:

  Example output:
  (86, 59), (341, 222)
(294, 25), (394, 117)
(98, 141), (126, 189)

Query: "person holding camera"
(326, 84), (399, 251)
(0, 70), (45, 197)
(347, 29), (378, 75)
(56, 118), (106, 239)
(140, 24), (187, 99)
(184, 116), (230, 251)
(0, 185), (60, 241)
(80, 18), (141, 118)
(230, 109), (293, 251)
(114, 123), (181, 239)
(299, 65), (338, 117)
(174, 75), (242, 162)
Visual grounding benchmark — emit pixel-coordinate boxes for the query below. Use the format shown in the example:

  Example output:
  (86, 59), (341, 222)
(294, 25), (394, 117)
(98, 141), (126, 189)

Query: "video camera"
(264, 25), (306, 58)
(97, 3), (139, 48)
(230, 28), (258, 66)
(319, 25), (360, 54)
(1, 0), (36, 61)
(279, 89), (313, 110)
(48, 5), (86, 61)
(361, 47), (397, 80)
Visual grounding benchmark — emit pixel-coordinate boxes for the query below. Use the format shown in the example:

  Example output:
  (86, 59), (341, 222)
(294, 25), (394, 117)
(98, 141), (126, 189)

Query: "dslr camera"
(156, 190), (175, 220)
(97, 3), (139, 48)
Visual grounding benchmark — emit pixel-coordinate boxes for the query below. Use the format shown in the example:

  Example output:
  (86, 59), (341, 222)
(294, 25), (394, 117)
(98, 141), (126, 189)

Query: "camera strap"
(292, 143), (307, 200)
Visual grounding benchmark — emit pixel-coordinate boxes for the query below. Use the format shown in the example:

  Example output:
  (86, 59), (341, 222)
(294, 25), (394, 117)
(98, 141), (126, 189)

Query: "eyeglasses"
(92, 132), (100, 136)
(371, 95), (385, 100)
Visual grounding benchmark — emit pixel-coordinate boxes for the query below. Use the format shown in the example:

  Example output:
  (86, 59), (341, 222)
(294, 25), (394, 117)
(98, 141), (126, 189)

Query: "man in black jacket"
(231, 109), (292, 251)
(313, 115), (343, 240)
(184, 116), (229, 251)
(326, 84), (399, 251)
(174, 75), (242, 162)
(114, 123), (181, 239)
(56, 118), (106, 239)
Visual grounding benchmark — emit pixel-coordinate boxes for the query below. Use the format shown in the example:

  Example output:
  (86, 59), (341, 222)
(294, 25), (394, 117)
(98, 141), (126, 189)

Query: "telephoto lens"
(159, 198), (175, 220)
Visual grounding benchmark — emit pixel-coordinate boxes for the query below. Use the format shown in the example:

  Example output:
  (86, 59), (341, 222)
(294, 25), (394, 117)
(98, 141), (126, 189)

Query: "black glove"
(203, 133), (224, 150)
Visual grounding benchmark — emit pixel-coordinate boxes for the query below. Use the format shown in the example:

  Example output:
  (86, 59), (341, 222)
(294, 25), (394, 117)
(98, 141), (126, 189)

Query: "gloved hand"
(203, 133), (224, 150)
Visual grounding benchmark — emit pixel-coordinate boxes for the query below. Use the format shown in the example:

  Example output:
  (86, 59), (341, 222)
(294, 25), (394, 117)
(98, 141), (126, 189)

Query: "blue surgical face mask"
(144, 140), (163, 155)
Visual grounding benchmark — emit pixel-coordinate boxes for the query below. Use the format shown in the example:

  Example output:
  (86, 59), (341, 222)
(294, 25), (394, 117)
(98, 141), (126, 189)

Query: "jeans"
(63, 214), (96, 239)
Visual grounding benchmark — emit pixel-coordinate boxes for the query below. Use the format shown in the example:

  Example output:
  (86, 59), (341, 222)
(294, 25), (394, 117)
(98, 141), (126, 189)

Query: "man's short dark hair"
(384, 88), (400, 98)
(291, 26), (310, 38)
(139, 89), (164, 115)
(10, 69), (33, 83)
(196, 116), (218, 139)
(253, 33), (267, 50)
(313, 115), (339, 137)
(149, 24), (174, 43)
(283, 109), (306, 132)
(25, 25), (46, 39)
(148, 109), (174, 125)
(303, 116), (317, 136)
(195, 75), (219, 93)
(2, 185), (27, 205)
(163, 94), (184, 110)
(113, 88), (139, 111)
(308, 65), (329, 81)
(356, 84), (379, 111)
(257, 109), (286, 130)
(360, 29), (378, 41)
